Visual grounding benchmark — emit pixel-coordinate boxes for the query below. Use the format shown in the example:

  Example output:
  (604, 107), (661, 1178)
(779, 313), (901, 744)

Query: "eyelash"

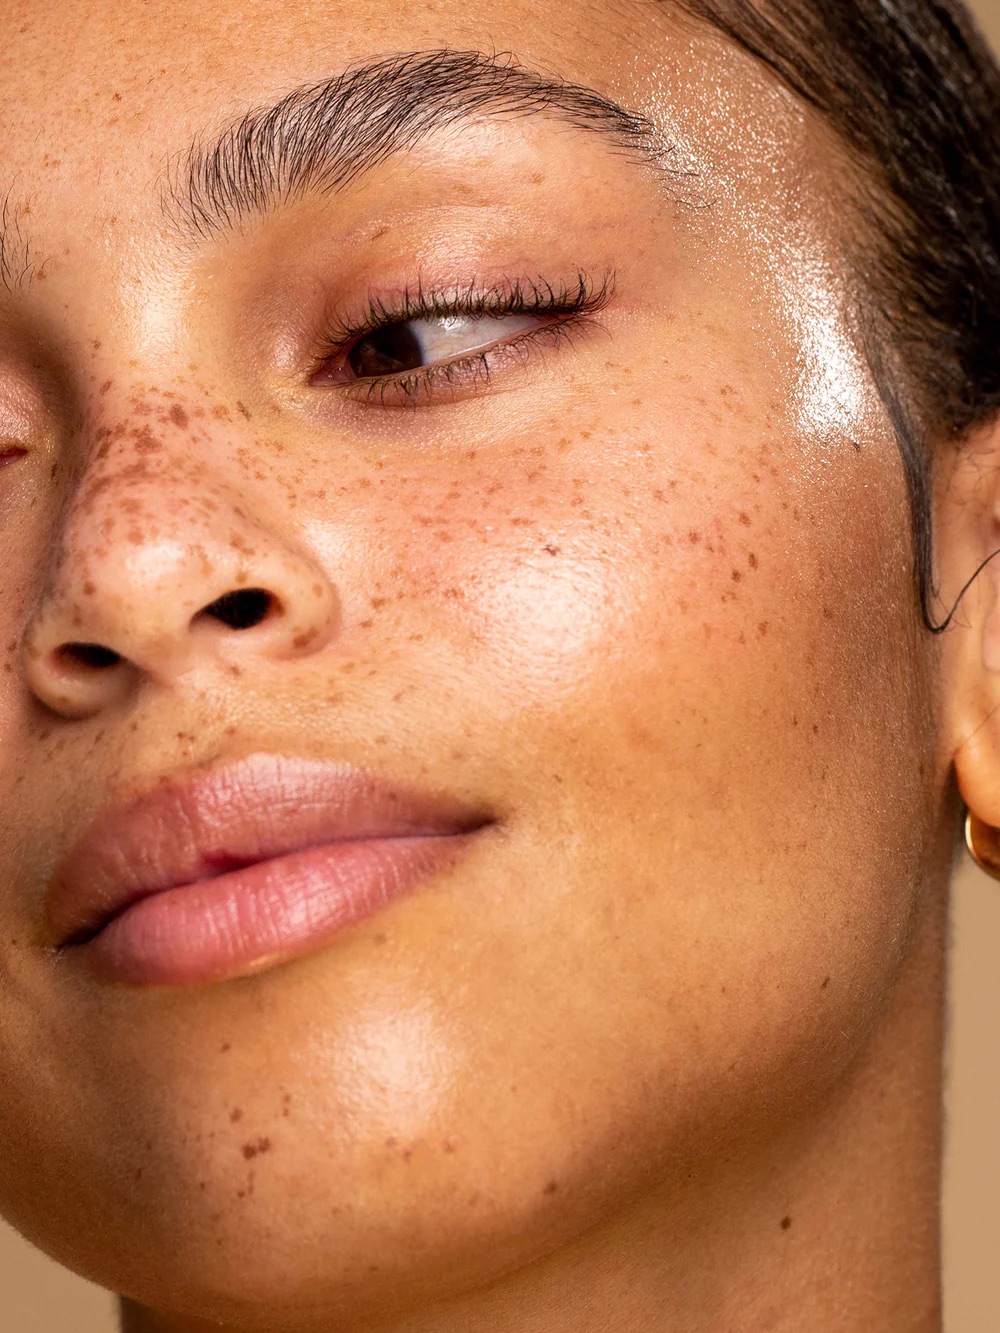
(309, 270), (615, 408)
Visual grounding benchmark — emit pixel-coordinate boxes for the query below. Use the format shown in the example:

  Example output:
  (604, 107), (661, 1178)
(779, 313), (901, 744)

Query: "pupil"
(349, 324), (424, 378)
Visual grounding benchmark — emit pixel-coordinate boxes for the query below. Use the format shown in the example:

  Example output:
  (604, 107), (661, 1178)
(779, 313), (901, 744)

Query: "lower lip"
(77, 836), (475, 986)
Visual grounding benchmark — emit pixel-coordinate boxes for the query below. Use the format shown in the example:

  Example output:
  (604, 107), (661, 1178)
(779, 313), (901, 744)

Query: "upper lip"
(45, 752), (493, 949)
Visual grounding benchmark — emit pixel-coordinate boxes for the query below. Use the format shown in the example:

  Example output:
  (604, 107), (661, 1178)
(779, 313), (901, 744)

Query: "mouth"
(46, 753), (494, 986)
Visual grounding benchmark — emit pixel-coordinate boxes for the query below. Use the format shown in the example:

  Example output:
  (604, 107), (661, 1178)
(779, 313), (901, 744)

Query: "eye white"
(407, 313), (541, 364)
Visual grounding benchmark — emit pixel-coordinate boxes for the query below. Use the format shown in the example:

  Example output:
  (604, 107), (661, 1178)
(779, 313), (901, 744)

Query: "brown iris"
(347, 324), (425, 378)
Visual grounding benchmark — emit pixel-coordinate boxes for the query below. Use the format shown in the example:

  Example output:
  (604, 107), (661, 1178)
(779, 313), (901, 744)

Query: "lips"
(46, 753), (492, 985)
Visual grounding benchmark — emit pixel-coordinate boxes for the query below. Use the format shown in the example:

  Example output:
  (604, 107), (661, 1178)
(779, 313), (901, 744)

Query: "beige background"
(4, 3), (1000, 1328)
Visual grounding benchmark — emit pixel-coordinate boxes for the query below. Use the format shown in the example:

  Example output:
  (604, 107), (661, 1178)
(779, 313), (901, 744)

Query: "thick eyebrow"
(164, 49), (662, 238)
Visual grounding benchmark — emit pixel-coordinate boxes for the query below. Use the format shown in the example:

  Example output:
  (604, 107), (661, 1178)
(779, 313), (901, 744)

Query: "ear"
(938, 414), (1000, 830)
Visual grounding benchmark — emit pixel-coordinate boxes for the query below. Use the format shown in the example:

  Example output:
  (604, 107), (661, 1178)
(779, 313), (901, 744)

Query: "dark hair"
(674, 0), (1000, 630)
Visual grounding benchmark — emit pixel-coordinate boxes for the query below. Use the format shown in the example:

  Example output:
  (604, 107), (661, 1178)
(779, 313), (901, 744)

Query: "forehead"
(0, 0), (817, 226)
(2, 0), (650, 164)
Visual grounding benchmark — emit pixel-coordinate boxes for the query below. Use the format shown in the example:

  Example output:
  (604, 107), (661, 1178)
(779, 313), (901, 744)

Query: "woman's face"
(0, 0), (953, 1325)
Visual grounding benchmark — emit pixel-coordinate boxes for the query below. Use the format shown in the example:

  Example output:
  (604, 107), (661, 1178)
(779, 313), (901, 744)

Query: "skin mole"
(241, 1138), (272, 1161)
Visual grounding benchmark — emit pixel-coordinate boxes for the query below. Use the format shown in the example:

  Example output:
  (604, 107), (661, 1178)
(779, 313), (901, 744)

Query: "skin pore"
(1, 0), (996, 1329)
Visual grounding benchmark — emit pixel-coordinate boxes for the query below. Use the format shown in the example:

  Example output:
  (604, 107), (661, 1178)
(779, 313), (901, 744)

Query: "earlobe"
(937, 414), (1000, 829)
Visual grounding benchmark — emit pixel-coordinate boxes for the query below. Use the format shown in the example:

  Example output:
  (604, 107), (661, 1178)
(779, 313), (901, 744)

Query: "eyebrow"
(164, 49), (662, 238)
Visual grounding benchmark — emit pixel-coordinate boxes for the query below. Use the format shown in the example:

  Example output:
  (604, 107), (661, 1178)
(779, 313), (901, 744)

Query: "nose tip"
(22, 538), (340, 721)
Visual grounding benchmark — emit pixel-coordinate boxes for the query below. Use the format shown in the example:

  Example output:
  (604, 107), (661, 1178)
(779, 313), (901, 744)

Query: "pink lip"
(46, 753), (492, 986)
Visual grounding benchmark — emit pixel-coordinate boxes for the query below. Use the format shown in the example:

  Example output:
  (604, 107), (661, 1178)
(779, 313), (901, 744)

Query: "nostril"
(57, 642), (123, 670)
(200, 588), (276, 631)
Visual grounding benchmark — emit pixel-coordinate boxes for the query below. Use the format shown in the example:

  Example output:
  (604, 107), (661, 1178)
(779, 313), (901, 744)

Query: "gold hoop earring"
(965, 811), (1000, 880)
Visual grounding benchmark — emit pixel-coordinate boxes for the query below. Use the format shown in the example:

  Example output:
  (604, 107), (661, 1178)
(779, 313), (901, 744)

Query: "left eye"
(320, 313), (543, 383)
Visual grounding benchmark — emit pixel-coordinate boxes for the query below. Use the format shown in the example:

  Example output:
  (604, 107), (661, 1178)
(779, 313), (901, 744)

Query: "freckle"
(757, 622), (769, 637)
(230, 1108), (242, 1123)
(443, 1140), (456, 1153)
(544, 1181), (559, 1195)
(738, 512), (751, 526)
(748, 553), (758, 569)
(543, 544), (560, 556)
(821, 976), (830, 990)
(242, 1137), (271, 1160)
(781, 1216), (792, 1230)
(403, 1149), (413, 1161)
(131, 425), (162, 454)
(169, 403), (189, 429)
(731, 570), (742, 583)
(385, 1137), (398, 1148)
(688, 531), (701, 545)
(134, 1168), (143, 1181)
(236, 401), (251, 420)
(82, 581), (96, 596)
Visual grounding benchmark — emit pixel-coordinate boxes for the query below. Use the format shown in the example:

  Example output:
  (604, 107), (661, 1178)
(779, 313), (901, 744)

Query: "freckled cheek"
(371, 483), (645, 695)
(376, 466), (763, 698)
(363, 394), (893, 706)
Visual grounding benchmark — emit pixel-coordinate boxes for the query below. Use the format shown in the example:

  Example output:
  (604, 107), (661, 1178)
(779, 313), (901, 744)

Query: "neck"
(121, 889), (946, 1333)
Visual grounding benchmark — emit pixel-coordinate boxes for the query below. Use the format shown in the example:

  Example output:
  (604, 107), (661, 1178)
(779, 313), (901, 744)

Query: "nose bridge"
(22, 383), (340, 717)
(61, 437), (249, 649)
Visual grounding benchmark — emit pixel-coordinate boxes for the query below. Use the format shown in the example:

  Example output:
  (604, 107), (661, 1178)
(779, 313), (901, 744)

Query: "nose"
(22, 421), (339, 721)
